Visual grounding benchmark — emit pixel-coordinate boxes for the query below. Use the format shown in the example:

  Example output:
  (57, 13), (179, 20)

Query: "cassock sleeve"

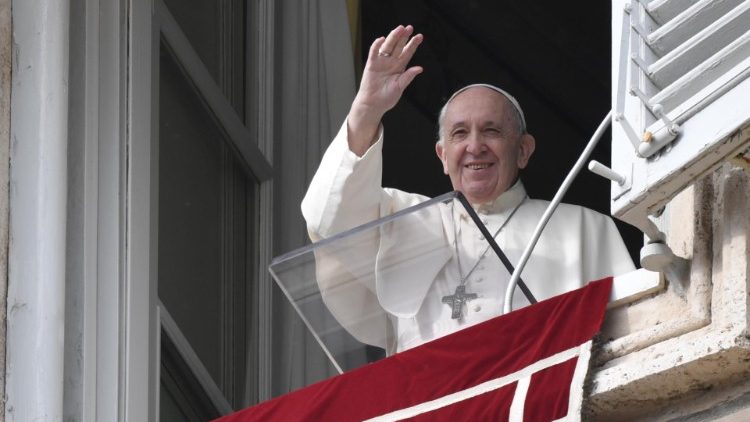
(302, 121), (384, 240)
(300, 120), (431, 348)
(302, 120), (428, 239)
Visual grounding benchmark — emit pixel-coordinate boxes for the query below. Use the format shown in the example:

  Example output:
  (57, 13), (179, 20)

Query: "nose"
(465, 131), (487, 155)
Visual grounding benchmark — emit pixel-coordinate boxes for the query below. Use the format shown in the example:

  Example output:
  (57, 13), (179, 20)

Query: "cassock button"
(475, 277), (484, 283)
(473, 305), (482, 312)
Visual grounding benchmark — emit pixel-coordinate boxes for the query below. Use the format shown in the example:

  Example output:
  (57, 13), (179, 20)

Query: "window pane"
(162, 0), (219, 79)
(159, 43), (251, 408)
(162, 0), (246, 116)
(160, 329), (221, 421)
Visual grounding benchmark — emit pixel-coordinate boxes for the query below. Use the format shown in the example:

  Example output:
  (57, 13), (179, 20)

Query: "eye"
(449, 128), (468, 141)
(483, 127), (503, 137)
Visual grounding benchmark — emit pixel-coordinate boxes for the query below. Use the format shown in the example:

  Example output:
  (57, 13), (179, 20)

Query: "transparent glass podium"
(269, 192), (534, 374)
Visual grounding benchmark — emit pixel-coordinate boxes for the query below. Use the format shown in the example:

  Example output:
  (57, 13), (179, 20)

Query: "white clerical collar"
(472, 180), (527, 215)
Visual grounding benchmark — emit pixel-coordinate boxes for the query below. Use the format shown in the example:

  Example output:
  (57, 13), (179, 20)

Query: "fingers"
(398, 32), (423, 64)
(397, 66), (424, 91)
(371, 25), (421, 58)
(378, 25), (406, 57)
(368, 36), (386, 62)
(391, 25), (414, 57)
(363, 24), (424, 92)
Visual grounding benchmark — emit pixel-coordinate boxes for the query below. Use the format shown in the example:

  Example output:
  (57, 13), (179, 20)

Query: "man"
(302, 25), (634, 354)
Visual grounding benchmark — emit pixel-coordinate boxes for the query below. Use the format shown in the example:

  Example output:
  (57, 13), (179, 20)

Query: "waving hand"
(348, 25), (424, 156)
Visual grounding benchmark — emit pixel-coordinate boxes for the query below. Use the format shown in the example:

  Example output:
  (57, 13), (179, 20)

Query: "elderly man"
(302, 25), (633, 353)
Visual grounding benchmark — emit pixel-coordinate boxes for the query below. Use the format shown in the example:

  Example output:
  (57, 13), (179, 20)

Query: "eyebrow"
(447, 119), (506, 130)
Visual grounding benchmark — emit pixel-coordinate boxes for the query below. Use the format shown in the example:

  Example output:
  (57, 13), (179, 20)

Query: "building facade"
(2, 0), (357, 420)
(1, 0), (750, 421)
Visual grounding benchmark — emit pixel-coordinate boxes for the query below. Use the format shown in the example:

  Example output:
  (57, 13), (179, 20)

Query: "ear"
(435, 142), (449, 174)
(516, 134), (536, 169)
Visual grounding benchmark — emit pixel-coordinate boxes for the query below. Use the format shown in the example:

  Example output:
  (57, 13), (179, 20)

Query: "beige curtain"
(273, 0), (358, 396)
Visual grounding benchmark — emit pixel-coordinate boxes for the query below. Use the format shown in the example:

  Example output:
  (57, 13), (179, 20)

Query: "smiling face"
(435, 87), (535, 204)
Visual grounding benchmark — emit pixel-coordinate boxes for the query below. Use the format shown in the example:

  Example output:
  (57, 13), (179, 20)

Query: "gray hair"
(436, 84), (526, 144)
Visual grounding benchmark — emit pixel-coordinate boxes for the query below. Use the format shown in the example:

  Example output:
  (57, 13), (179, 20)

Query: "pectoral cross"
(442, 285), (478, 320)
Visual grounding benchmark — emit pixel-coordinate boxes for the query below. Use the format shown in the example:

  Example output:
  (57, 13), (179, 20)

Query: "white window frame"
(56, 0), (157, 419)
(60, 0), (276, 420)
(153, 0), (275, 412)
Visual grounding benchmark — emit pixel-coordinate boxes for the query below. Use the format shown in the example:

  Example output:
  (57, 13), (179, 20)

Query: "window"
(155, 0), (271, 417)
(610, 0), (750, 233)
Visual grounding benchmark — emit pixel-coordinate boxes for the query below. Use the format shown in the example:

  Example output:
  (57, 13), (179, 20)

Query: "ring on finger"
(378, 50), (392, 57)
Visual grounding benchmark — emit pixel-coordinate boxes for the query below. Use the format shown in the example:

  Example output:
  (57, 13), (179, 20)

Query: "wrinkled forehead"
(444, 84), (526, 132)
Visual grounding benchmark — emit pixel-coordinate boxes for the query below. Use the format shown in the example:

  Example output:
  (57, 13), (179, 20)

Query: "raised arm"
(347, 25), (424, 156)
(302, 25), (426, 240)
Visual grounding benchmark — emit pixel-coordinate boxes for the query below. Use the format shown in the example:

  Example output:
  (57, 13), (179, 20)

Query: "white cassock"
(302, 121), (635, 354)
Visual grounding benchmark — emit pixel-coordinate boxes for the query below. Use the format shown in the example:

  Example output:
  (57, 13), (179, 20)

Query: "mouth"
(464, 163), (494, 170)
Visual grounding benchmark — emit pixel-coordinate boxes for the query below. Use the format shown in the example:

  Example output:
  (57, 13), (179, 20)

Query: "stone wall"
(586, 127), (750, 420)
(0, 0), (12, 419)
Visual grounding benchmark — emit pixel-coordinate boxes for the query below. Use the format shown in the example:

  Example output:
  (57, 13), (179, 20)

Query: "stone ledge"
(585, 164), (750, 420)
(586, 331), (750, 420)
